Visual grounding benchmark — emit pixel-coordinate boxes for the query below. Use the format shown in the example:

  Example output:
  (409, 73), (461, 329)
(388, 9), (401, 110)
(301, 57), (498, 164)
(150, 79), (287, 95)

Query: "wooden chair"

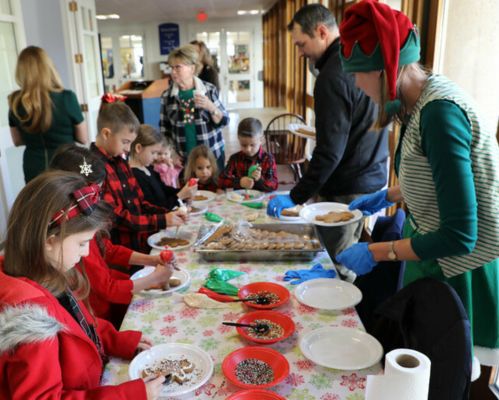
(264, 113), (307, 183)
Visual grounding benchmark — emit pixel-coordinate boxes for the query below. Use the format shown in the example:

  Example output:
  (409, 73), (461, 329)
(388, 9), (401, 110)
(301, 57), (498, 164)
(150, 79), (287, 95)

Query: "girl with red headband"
(0, 171), (164, 399)
(336, 0), (499, 357)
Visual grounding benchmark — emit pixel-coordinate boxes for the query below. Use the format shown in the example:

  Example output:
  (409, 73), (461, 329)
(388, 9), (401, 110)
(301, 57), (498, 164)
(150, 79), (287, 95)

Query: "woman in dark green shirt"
(8, 46), (87, 183)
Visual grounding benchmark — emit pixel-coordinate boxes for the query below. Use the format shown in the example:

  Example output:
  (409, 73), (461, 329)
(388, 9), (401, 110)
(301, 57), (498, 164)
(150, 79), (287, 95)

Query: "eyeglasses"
(170, 64), (191, 71)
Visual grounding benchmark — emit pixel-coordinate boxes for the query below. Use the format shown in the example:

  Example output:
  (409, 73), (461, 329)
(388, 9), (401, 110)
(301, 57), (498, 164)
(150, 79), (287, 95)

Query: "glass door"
(195, 29), (254, 109)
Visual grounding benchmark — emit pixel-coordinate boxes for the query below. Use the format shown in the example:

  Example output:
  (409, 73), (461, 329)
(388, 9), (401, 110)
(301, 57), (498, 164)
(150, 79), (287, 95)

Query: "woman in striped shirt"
(335, 0), (499, 355)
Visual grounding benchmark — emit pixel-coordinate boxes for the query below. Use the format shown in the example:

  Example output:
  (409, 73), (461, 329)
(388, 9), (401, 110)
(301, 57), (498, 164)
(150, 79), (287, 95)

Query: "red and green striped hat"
(339, 0), (420, 114)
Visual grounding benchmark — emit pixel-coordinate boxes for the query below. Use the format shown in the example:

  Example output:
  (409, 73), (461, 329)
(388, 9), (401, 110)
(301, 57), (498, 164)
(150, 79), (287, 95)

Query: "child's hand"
(150, 263), (174, 290)
(178, 182), (197, 200)
(251, 166), (262, 181)
(137, 337), (153, 352)
(144, 375), (165, 400)
(240, 176), (254, 189)
(166, 210), (187, 226)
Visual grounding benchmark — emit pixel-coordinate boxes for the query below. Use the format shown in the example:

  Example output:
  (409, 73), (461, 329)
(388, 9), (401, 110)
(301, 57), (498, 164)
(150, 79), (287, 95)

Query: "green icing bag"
(241, 202), (264, 209)
(204, 212), (223, 222)
(247, 164), (260, 177)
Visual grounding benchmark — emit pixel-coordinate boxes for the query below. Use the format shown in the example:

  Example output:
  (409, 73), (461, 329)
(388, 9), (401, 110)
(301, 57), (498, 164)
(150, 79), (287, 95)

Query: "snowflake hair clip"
(79, 157), (93, 177)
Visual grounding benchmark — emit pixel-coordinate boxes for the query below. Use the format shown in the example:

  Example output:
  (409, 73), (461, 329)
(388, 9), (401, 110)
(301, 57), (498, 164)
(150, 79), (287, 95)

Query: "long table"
(102, 194), (382, 399)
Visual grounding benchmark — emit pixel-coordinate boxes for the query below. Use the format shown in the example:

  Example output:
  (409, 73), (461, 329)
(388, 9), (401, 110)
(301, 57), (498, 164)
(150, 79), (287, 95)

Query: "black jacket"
(132, 166), (180, 210)
(371, 278), (472, 400)
(290, 39), (388, 203)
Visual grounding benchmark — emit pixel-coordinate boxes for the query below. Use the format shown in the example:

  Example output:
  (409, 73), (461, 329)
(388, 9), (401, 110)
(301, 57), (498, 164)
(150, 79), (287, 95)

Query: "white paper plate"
(226, 189), (265, 203)
(278, 205), (304, 222)
(147, 229), (194, 251)
(299, 202), (363, 227)
(288, 123), (316, 139)
(300, 327), (383, 370)
(192, 190), (216, 206)
(130, 266), (191, 294)
(294, 278), (362, 310)
(189, 204), (208, 216)
(129, 343), (214, 397)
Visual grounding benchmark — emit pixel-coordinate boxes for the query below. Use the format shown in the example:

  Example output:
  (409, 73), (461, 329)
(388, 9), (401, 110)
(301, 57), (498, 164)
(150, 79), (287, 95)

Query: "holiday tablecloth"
(102, 194), (382, 399)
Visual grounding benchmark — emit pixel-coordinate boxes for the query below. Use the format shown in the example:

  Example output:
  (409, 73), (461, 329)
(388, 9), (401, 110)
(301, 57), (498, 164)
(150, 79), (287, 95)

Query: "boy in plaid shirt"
(91, 100), (186, 253)
(218, 118), (278, 192)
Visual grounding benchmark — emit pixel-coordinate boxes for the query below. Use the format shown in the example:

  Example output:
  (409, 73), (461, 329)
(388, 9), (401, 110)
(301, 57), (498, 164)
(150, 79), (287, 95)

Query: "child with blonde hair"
(153, 137), (183, 188)
(183, 144), (221, 192)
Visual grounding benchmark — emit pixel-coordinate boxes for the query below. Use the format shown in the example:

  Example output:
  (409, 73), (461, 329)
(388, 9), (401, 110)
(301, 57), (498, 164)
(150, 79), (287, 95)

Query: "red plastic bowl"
(222, 346), (290, 389)
(236, 310), (295, 344)
(238, 282), (290, 309)
(226, 389), (286, 400)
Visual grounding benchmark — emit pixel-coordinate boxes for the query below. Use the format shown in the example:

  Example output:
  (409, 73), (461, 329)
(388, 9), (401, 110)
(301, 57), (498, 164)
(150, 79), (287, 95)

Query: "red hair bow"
(101, 93), (127, 104)
(49, 183), (102, 227)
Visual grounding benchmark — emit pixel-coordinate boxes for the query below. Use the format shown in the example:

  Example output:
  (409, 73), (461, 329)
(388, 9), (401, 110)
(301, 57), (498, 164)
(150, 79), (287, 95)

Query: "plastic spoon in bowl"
(222, 321), (270, 334)
(227, 296), (271, 305)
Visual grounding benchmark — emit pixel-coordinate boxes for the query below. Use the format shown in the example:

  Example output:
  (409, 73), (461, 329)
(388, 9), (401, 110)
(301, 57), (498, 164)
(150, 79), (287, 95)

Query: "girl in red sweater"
(50, 144), (173, 326)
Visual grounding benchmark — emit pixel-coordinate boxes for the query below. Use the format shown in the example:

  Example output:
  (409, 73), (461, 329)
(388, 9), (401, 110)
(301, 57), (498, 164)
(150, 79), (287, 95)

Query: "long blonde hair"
(8, 46), (64, 133)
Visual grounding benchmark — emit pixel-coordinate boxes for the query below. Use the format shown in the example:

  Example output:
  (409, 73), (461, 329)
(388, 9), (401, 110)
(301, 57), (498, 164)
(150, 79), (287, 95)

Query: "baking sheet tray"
(194, 223), (324, 262)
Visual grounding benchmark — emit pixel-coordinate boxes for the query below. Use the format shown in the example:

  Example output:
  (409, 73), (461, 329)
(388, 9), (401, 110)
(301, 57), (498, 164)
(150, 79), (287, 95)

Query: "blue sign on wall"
(159, 23), (180, 55)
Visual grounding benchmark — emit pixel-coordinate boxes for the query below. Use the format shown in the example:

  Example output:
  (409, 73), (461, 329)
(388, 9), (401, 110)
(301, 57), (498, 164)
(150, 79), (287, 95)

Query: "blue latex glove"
(283, 263), (336, 285)
(267, 194), (295, 218)
(336, 243), (377, 276)
(348, 189), (394, 216)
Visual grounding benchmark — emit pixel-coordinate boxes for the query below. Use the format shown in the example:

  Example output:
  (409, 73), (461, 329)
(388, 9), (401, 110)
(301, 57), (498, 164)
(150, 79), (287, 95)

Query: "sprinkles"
(235, 358), (274, 385)
(246, 319), (283, 340)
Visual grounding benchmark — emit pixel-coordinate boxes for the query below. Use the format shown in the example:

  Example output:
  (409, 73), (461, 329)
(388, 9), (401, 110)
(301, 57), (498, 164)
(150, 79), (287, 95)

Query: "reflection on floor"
(222, 107), (297, 191)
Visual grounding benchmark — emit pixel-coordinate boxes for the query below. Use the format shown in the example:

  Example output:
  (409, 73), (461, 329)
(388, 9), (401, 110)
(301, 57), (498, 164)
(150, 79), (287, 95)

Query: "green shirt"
(9, 89), (84, 182)
(178, 88), (197, 154)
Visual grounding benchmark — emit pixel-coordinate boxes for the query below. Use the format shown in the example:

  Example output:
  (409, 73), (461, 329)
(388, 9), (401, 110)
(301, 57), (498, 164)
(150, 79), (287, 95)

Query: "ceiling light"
(249, 10), (259, 15)
(96, 14), (120, 20)
(237, 10), (247, 15)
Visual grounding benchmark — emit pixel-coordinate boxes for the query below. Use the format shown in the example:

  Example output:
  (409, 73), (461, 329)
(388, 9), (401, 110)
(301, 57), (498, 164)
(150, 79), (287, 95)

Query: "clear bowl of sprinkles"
(236, 311), (295, 344)
(222, 347), (289, 389)
(237, 282), (290, 309)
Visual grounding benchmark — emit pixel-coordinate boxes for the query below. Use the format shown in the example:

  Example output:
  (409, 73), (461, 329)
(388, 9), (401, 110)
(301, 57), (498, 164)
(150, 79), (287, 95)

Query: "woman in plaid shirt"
(160, 44), (229, 172)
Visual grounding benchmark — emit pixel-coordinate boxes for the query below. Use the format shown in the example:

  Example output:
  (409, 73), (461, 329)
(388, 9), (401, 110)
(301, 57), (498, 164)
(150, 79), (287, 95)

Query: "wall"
(440, 0), (499, 129)
(97, 15), (264, 107)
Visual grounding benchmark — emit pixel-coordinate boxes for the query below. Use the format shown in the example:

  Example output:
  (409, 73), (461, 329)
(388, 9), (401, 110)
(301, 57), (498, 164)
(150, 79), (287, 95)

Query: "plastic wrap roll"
(366, 348), (431, 400)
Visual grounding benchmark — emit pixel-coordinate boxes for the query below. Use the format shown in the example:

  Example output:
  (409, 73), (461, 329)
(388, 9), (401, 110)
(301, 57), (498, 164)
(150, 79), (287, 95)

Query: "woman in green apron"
(335, 0), (499, 357)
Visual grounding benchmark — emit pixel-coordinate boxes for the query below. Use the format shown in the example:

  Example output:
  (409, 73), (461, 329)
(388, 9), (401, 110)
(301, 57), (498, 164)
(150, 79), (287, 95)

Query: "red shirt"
(91, 143), (167, 252)
(79, 237), (134, 321)
(218, 147), (278, 192)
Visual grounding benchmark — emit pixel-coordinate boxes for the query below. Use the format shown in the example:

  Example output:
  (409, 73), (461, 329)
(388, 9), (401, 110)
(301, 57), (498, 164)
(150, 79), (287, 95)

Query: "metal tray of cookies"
(194, 223), (324, 262)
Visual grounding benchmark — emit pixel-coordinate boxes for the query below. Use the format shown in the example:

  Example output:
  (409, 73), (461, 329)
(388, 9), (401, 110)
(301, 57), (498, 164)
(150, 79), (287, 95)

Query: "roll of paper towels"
(366, 348), (431, 400)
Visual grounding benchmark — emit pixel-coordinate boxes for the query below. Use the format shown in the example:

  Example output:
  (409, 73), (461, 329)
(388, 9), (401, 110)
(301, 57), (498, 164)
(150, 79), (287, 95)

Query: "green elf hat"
(339, 0), (420, 115)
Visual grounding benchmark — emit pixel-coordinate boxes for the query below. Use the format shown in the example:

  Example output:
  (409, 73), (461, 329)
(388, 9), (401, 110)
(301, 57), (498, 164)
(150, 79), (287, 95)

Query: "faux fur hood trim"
(0, 304), (63, 354)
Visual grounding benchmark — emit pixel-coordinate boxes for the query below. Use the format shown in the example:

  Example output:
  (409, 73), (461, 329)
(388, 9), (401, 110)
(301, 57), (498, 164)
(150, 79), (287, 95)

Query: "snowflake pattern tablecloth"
(102, 194), (382, 399)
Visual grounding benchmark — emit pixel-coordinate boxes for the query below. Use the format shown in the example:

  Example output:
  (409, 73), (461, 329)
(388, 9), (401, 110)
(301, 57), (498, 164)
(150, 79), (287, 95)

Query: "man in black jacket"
(267, 4), (388, 257)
